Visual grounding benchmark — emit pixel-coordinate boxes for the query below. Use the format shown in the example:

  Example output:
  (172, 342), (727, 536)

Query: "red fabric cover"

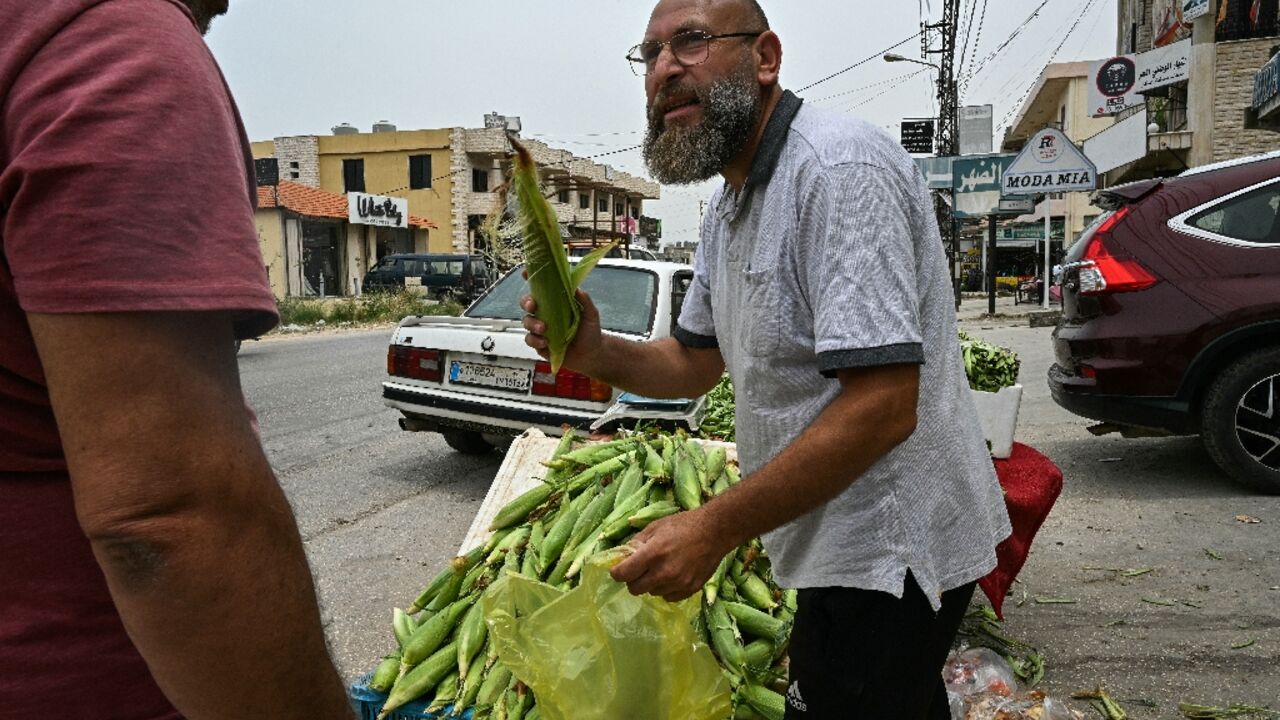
(979, 443), (1064, 619)
(1, 1), (277, 717)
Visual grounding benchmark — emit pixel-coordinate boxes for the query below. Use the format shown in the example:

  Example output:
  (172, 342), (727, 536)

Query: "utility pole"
(924, 0), (961, 308)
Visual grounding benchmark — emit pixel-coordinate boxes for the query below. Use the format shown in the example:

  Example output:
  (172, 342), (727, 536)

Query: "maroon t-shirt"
(0, 1), (278, 716)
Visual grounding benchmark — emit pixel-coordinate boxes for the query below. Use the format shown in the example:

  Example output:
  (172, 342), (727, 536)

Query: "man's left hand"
(609, 508), (731, 602)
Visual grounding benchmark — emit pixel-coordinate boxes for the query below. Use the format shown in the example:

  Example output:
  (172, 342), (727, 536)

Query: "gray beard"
(642, 68), (762, 185)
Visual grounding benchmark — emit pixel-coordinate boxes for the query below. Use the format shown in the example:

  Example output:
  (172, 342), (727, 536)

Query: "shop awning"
(256, 181), (437, 229)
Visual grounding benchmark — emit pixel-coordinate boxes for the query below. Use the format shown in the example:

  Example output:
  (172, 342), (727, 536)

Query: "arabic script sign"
(951, 154), (1015, 218)
(1135, 39), (1191, 94)
(348, 192), (408, 229)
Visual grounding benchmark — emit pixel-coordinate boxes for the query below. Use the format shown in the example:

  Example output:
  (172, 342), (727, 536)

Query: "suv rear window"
(468, 266), (658, 336)
(1188, 183), (1280, 245)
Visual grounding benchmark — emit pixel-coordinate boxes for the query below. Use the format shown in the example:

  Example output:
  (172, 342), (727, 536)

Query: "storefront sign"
(1183, 0), (1211, 21)
(1253, 52), (1280, 119)
(959, 105), (994, 155)
(997, 197), (1035, 214)
(900, 119), (936, 154)
(952, 154), (1015, 217)
(1002, 128), (1097, 195)
(915, 156), (955, 190)
(1084, 108), (1150, 174)
(998, 220), (1064, 241)
(1089, 55), (1142, 117)
(1135, 38), (1191, 93)
(348, 192), (408, 229)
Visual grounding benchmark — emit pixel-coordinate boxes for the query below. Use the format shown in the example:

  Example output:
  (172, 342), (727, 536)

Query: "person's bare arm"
(521, 290), (724, 399)
(611, 363), (920, 600)
(28, 311), (351, 720)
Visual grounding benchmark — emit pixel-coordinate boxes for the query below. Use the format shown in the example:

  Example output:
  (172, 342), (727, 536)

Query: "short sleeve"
(1, 0), (278, 339)
(673, 229), (718, 348)
(798, 164), (924, 378)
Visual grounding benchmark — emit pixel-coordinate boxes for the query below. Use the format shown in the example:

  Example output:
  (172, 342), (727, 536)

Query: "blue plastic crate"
(349, 673), (474, 720)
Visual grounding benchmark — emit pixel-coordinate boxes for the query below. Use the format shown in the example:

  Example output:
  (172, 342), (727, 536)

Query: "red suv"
(1050, 151), (1280, 493)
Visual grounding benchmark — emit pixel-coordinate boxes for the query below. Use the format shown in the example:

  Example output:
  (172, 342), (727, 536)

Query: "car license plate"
(449, 361), (531, 392)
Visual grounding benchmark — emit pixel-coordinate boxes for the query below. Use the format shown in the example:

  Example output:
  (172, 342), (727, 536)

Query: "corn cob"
(392, 608), (415, 649)
(476, 663), (511, 708)
(739, 684), (786, 720)
(409, 545), (484, 613)
(490, 482), (555, 531)
(724, 601), (786, 645)
(673, 446), (703, 510)
(368, 652), (402, 694)
(380, 641), (459, 719)
(456, 599), (488, 682)
(563, 450), (636, 494)
(453, 643), (488, 716)
(425, 670), (459, 713)
(706, 600), (747, 677)
(401, 596), (475, 675)
(509, 137), (616, 373)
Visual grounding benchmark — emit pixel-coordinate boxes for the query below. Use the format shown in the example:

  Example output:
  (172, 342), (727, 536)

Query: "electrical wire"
(959, 0), (1053, 93)
(995, 0), (1101, 133)
(839, 68), (931, 113)
(810, 71), (924, 104)
(959, 0), (989, 79)
(795, 32), (922, 93)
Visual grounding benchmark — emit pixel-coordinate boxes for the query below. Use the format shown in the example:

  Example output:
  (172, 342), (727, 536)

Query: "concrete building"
(1109, 0), (1280, 180)
(254, 181), (435, 298)
(251, 119), (660, 258)
(1001, 61), (1115, 249)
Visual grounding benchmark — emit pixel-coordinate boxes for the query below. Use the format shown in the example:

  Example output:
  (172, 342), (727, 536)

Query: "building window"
(615, 202), (625, 216)
(409, 155), (433, 190)
(579, 193), (591, 210)
(289, 161), (300, 169)
(558, 189), (570, 204)
(343, 159), (365, 193)
(597, 198), (609, 213)
(472, 168), (489, 193)
(290, 171), (300, 180)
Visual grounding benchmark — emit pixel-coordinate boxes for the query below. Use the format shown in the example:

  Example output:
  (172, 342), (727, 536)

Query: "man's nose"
(649, 43), (686, 87)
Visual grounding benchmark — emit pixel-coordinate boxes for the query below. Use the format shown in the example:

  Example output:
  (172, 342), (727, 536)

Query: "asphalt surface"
(238, 308), (1280, 717)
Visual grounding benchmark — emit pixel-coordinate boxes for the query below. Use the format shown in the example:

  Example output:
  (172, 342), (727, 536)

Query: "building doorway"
(376, 227), (415, 260)
(302, 221), (342, 296)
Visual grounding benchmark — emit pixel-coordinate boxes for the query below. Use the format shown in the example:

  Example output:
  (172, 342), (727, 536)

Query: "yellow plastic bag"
(483, 550), (733, 720)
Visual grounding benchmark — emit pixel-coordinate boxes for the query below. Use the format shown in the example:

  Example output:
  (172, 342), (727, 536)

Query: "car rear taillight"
(531, 361), (612, 402)
(1076, 207), (1159, 296)
(387, 345), (443, 382)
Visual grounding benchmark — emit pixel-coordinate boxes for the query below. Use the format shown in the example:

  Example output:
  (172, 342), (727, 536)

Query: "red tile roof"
(256, 181), (437, 229)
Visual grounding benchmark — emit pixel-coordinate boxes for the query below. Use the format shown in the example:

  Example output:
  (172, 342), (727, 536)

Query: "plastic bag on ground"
(961, 691), (1085, 720)
(483, 549), (733, 720)
(944, 647), (1019, 700)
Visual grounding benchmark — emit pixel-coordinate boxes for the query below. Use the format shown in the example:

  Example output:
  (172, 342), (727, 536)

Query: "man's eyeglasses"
(625, 30), (763, 76)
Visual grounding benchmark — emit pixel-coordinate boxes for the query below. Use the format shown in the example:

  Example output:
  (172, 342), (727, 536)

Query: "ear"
(755, 30), (782, 87)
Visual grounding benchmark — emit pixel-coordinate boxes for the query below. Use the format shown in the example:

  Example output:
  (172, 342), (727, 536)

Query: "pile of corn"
(368, 430), (794, 720)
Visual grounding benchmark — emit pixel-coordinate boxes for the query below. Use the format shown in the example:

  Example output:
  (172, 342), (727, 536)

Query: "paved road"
(239, 311), (1279, 716)
(238, 329), (504, 682)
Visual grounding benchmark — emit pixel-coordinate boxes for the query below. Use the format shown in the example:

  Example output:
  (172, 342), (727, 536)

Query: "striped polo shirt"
(675, 90), (1012, 607)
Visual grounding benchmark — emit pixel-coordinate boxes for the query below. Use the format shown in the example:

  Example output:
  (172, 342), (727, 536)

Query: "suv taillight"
(531, 361), (612, 402)
(1076, 207), (1159, 296)
(388, 346), (443, 382)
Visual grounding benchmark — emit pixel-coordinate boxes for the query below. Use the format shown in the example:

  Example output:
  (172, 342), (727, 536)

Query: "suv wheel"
(1202, 347), (1280, 493)
(441, 430), (494, 455)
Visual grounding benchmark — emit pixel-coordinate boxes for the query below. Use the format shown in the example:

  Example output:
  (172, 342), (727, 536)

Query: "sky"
(206, 0), (1118, 245)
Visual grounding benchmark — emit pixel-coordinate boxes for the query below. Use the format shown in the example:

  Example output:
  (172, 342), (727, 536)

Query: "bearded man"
(1, 1), (351, 717)
(521, 1), (1012, 716)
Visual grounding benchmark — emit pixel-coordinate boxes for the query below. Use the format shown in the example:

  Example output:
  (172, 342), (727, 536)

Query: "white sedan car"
(383, 259), (701, 454)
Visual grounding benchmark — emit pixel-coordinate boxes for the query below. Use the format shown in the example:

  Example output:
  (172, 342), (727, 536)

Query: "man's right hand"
(520, 289), (605, 374)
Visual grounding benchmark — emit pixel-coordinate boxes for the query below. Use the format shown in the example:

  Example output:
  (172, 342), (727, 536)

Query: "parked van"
(362, 254), (493, 302)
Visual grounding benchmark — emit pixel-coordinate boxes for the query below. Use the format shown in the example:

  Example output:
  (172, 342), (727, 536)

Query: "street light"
(883, 53), (940, 70)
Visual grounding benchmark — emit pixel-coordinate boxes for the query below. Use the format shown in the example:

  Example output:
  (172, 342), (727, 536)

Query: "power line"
(996, 0), (1101, 133)
(810, 71), (923, 104)
(959, 0), (1053, 93)
(796, 32), (922, 93)
(839, 68), (930, 113)
(959, 0), (989, 80)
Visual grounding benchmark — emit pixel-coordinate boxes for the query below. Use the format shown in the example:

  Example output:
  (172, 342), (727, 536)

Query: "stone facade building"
(1111, 0), (1280, 180)
(251, 120), (660, 260)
